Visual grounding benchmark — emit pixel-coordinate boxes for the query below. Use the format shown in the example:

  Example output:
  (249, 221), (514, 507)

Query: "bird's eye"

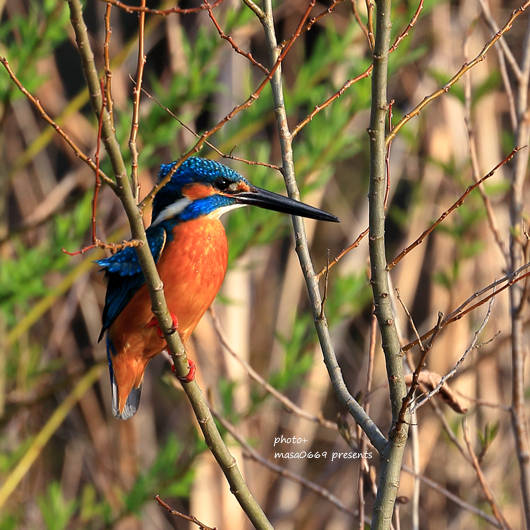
(214, 177), (231, 190)
(214, 177), (239, 193)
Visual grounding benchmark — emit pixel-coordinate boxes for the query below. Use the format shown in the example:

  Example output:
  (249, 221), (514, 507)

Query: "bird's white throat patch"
(151, 198), (192, 227)
(206, 203), (246, 220)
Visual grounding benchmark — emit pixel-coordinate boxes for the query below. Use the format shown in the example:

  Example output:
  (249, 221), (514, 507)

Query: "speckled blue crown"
(152, 158), (245, 223)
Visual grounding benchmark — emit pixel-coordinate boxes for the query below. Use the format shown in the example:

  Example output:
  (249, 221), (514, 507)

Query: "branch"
(367, 0), (410, 525)
(386, 0), (530, 145)
(212, 410), (357, 518)
(67, 2), (273, 528)
(410, 297), (494, 413)
(128, 0), (146, 200)
(255, 0), (386, 455)
(209, 308), (341, 433)
(0, 56), (115, 189)
(402, 261), (530, 352)
(137, 1), (309, 214)
(463, 418), (512, 529)
(463, 28), (510, 263)
(388, 147), (524, 270)
(207, 3), (269, 74)
(139, 86), (281, 171)
(401, 465), (502, 528)
(102, 0), (225, 15)
(155, 495), (217, 530)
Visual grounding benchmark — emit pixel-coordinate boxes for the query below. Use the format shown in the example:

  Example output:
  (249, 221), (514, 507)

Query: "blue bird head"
(151, 157), (339, 227)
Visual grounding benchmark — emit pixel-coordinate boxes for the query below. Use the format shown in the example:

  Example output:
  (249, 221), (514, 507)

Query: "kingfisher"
(97, 157), (339, 420)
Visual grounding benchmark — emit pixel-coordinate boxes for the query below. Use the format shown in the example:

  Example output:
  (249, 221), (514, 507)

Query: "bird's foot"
(171, 359), (196, 383)
(147, 313), (179, 339)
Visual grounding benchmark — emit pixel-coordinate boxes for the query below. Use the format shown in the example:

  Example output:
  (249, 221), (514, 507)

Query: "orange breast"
(109, 218), (228, 363)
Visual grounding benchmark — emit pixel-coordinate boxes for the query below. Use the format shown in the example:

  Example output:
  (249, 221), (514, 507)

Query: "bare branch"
(386, 1), (530, 145)
(212, 410), (357, 519)
(463, 418), (512, 529)
(0, 56), (115, 189)
(411, 297), (495, 412)
(102, 0), (225, 15)
(155, 495), (217, 530)
(388, 147), (524, 270)
(209, 308), (341, 433)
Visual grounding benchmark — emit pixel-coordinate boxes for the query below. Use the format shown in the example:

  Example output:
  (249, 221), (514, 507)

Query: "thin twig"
(388, 0), (424, 54)
(397, 311), (443, 429)
(139, 86), (281, 171)
(365, 0), (375, 50)
(91, 78), (105, 246)
(278, 0), (346, 50)
(102, 0), (224, 15)
(463, 25), (510, 264)
(463, 418), (512, 530)
(212, 410), (357, 518)
(129, 0), (146, 201)
(207, 3), (269, 74)
(386, 0), (530, 145)
(478, 0), (522, 81)
(456, 392), (511, 412)
(209, 308), (340, 433)
(0, 56), (115, 189)
(383, 99), (394, 209)
(155, 495), (217, 530)
(319, 250), (330, 320)
(401, 465), (502, 528)
(316, 227), (369, 279)
(137, 0), (310, 214)
(388, 147), (524, 270)
(103, 4), (114, 128)
(357, 313), (377, 529)
(291, 0), (424, 139)
(351, 0), (371, 48)
(411, 297), (495, 412)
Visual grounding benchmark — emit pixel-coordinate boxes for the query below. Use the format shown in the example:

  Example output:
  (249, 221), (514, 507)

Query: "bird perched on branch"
(97, 157), (339, 420)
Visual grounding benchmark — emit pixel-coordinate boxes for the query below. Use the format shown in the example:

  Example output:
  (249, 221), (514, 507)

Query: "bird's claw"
(171, 359), (196, 383)
(147, 313), (179, 339)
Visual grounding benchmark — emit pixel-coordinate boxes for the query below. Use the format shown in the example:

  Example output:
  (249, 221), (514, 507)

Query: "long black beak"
(235, 186), (340, 222)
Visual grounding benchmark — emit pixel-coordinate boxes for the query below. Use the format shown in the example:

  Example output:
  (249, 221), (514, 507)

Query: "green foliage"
(0, 435), (34, 474)
(78, 484), (113, 527)
(0, 191), (92, 324)
(327, 273), (372, 326)
(272, 314), (315, 391)
(37, 482), (77, 530)
(0, 513), (19, 530)
(124, 434), (195, 514)
(0, 1), (69, 101)
(477, 421), (500, 460)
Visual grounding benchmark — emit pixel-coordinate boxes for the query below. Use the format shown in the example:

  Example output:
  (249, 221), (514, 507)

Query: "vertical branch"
(67, 2), (273, 528)
(357, 313), (377, 529)
(129, 0), (146, 201)
(365, 0), (375, 50)
(103, 4), (114, 127)
(368, 0), (409, 527)
(510, 12), (530, 526)
(251, 0), (386, 454)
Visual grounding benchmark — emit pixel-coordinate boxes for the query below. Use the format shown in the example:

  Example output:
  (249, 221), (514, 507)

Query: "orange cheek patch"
(182, 183), (214, 200)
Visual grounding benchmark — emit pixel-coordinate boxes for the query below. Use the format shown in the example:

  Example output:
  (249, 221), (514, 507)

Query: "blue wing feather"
(97, 224), (168, 341)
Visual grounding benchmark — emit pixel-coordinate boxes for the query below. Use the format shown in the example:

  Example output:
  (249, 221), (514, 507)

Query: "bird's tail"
(106, 337), (144, 420)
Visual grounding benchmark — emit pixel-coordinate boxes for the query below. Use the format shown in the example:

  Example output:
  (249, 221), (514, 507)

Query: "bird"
(97, 157), (339, 420)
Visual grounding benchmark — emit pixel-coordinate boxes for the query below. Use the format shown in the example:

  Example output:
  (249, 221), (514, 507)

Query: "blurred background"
(1, 0), (529, 528)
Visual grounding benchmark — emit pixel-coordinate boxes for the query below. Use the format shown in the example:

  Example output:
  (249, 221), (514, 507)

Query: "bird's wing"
(96, 225), (167, 340)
